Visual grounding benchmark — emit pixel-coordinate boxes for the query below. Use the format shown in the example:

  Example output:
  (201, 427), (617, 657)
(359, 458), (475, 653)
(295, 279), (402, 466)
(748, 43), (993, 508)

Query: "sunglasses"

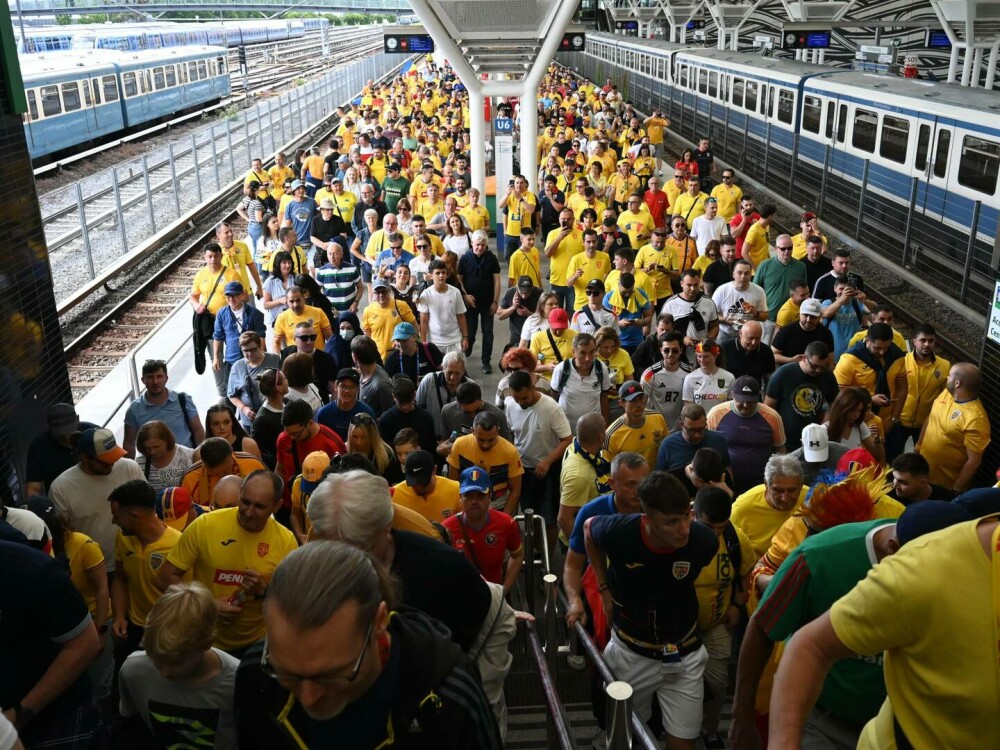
(351, 413), (376, 426)
(295, 334), (318, 341)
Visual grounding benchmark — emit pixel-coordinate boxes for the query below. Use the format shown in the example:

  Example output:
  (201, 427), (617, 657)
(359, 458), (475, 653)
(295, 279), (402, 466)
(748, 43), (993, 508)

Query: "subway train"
(17, 19), (323, 54)
(561, 33), (1000, 315)
(21, 46), (231, 160)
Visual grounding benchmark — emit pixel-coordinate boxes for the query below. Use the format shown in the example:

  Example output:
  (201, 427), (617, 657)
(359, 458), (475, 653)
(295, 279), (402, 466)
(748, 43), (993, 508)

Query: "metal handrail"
(524, 621), (577, 749)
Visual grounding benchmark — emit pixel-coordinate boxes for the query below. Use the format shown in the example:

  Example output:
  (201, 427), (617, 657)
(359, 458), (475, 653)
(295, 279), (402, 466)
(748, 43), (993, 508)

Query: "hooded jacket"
(234, 606), (501, 749)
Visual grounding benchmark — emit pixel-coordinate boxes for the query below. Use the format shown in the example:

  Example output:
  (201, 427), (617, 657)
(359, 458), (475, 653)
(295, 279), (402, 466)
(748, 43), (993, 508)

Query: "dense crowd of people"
(3, 57), (998, 750)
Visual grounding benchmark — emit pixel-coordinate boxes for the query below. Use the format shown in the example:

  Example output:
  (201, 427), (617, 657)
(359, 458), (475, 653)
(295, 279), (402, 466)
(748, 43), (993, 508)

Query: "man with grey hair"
(730, 453), (805, 559)
(372, 230), (413, 284)
(551, 332), (612, 432)
(416, 351), (475, 441)
(351, 183), (387, 235)
(234, 541), (502, 748)
(457, 229), (501, 373)
(557, 412), (611, 547)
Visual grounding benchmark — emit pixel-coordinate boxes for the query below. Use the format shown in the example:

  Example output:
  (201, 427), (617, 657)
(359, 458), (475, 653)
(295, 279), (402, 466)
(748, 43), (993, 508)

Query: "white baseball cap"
(801, 423), (829, 462)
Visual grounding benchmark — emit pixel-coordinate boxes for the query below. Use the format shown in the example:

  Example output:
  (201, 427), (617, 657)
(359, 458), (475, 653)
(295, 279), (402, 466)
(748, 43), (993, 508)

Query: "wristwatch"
(15, 704), (36, 727)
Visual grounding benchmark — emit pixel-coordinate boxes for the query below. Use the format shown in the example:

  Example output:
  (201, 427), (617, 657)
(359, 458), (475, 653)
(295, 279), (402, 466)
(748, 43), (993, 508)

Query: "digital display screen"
(804, 31), (831, 48)
(686, 20), (705, 30)
(618, 21), (638, 30)
(927, 30), (951, 49)
(407, 35), (434, 52)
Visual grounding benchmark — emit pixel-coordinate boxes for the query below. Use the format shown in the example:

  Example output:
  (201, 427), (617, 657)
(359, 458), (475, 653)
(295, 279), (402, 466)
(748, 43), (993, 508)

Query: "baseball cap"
(388, 162), (402, 171)
(953, 487), (1000, 518)
(224, 281), (245, 296)
(319, 198), (336, 210)
(800, 211), (817, 223)
(799, 299), (822, 317)
(392, 322), (417, 340)
(47, 403), (79, 438)
(290, 179), (304, 190)
(300, 451), (331, 494)
(619, 381), (643, 402)
(336, 367), (360, 383)
(548, 308), (569, 329)
(331, 176), (343, 184)
(78, 428), (126, 464)
(801, 423), (829, 462)
(585, 278), (606, 294)
(459, 466), (492, 494)
(372, 279), (390, 291)
(895, 501), (972, 547)
(517, 275), (535, 290)
(159, 486), (196, 532)
(337, 155), (350, 163)
(837, 448), (877, 475)
(404, 450), (436, 486)
(731, 376), (760, 402)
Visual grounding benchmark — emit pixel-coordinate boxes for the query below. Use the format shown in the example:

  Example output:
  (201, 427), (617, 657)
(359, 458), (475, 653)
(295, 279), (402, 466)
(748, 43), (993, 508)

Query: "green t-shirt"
(382, 176), (412, 213)
(755, 519), (895, 726)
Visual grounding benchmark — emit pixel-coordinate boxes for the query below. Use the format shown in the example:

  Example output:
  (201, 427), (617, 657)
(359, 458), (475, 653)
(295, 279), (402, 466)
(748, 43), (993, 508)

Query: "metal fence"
(44, 49), (398, 308)
(15, 0), (409, 10)
(562, 49), (997, 319)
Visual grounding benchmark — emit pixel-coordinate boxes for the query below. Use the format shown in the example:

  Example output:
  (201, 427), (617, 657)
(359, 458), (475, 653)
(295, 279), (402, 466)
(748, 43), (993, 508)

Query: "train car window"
(678, 65), (688, 89)
(82, 80), (92, 107)
(179, 64), (188, 84)
(732, 77), (744, 107)
(122, 72), (137, 98)
(836, 104), (847, 143)
(91, 79), (101, 105)
(40, 85), (61, 117)
(778, 89), (794, 124)
(915, 124), (930, 170)
(708, 72), (718, 98)
(803, 95), (821, 133)
(165, 65), (177, 87)
(721, 74), (728, 101)
(958, 136), (999, 195)
(879, 115), (909, 164)
(745, 81), (758, 112)
(852, 109), (877, 153)
(766, 86), (775, 117)
(103, 75), (119, 102)
(153, 67), (165, 91)
(188, 61), (199, 81)
(61, 82), (81, 112)
(198, 60), (208, 79)
(27, 91), (38, 121)
(933, 130), (951, 178)
(698, 69), (708, 94)
(825, 101), (834, 138)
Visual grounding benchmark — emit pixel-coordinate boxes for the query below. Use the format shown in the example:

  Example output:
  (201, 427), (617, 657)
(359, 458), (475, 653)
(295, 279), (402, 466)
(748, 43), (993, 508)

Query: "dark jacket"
(630, 332), (662, 375)
(234, 607), (502, 749)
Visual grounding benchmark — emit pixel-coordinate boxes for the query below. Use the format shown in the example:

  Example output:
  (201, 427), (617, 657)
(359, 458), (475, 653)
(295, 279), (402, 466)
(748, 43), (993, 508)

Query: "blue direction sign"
(494, 118), (514, 133)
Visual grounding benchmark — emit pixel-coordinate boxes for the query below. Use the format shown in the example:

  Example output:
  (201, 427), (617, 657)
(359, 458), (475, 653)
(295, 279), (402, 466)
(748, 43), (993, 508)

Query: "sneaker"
(700, 731), (726, 749)
(482, 363), (493, 374)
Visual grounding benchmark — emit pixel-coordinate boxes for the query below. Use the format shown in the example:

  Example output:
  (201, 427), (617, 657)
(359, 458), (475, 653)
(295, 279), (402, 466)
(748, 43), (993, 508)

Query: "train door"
(823, 96), (851, 179)
(913, 117), (955, 221)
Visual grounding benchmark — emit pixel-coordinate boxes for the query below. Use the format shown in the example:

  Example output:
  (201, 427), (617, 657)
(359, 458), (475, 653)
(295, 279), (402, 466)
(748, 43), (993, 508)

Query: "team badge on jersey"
(485, 533), (498, 546)
(149, 552), (165, 571)
(717, 379), (726, 388)
(672, 561), (690, 580)
(950, 410), (961, 421)
(257, 542), (271, 558)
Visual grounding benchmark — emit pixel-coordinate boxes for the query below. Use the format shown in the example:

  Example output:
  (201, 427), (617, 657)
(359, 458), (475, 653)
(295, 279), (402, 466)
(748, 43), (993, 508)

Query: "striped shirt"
(315, 261), (361, 311)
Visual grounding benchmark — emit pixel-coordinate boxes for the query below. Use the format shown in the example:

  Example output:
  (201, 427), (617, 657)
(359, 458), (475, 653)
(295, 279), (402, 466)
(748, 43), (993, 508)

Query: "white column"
(962, 44), (974, 86)
(520, 85), (539, 185)
(948, 45), (960, 83)
(973, 46), (984, 87)
(468, 86), (487, 196)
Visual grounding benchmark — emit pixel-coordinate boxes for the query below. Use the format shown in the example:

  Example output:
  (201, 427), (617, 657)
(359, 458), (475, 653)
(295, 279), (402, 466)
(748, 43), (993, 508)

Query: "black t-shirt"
(694, 147), (714, 176)
(280, 348), (339, 403)
(702, 259), (734, 292)
(25, 422), (99, 490)
(538, 191), (566, 230)
(457, 251), (502, 300)
(803, 255), (833, 293)
(0, 541), (92, 711)
(812, 270), (865, 302)
(311, 213), (347, 244)
(384, 343), (443, 384)
(721, 339), (776, 385)
(390, 530), (492, 652)
(771, 323), (835, 359)
(378, 405), (438, 455)
(589, 514), (716, 645)
(765, 362), (839, 450)
(500, 287), (541, 344)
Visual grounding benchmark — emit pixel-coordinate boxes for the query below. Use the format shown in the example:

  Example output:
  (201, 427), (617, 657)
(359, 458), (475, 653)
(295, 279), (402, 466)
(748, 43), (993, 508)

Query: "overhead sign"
(384, 31), (434, 54)
(686, 19), (706, 30)
(494, 118), (514, 133)
(927, 30), (952, 49)
(561, 32), (586, 51)
(783, 30), (831, 50)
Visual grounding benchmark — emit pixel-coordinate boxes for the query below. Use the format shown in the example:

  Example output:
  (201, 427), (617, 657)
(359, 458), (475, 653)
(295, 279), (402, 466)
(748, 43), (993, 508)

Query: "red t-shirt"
(275, 425), (346, 506)
(644, 189), (669, 230)
(729, 211), (761, 257)
(443, 510), (523, 585)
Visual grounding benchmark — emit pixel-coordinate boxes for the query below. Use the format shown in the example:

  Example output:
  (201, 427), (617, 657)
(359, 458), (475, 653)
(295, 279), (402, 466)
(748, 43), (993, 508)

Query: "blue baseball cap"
(460, 466), (492, 494)
(393, 322), (417, 340)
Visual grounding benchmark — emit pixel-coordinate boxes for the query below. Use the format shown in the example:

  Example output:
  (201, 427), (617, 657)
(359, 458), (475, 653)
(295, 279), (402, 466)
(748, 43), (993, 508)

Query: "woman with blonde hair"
(595, 326), (635, 415)
(347, 412), (404, 484)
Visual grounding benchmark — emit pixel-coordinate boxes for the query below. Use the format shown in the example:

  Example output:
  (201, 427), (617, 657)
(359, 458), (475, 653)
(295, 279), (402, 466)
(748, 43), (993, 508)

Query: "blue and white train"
(21, 46), (231, 160)
(562, 33), (1000, 314)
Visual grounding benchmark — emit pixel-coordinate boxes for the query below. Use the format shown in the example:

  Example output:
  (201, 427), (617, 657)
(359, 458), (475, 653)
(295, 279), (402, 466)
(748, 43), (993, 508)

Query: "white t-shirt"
(503, 393), (573, 468)
(137, 444), (195, 493)
(641, 362), (690, 430)
(0, 713), (18, 750)
(520, 314), (549, 345)
(711, 282), (768, 339)
(50, 459), (145, 571)
(838, 422), (872, 450)
(570, 307), (620, 337)
(417, 285), (468, 347)
(408, 255), (433, 284)
(285, 384), (323, 414)
(682, 367), (735, 407)
(443, 233), (473, 258)
(691, 215), (727, 256)
(551, 360), (613, 434)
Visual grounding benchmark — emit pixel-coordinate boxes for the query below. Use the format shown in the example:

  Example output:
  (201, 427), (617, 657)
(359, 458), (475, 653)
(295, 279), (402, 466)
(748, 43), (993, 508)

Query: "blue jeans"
(551, 284), (574, 311)
(247, 222), (262, 250)
(503, 235), (520, 262)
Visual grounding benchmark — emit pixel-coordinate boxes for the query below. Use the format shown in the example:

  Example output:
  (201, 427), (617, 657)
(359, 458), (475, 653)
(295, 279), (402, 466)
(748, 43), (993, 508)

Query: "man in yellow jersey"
(791, 211), (828, 260)
(578, 187), (607, 225)
(916, 362), (990, 492)
(834, 323), (908, 445)
(500, 175), (537, 260)
(566, 177), (590, 217)
(272, 286), (334, 352)
(392, 450), (462, 523)
(673, 176), (710, 230)
(545, 208), (584, 310)
(330, 177), (357, 228)
(415, 182), (445, 224)
(267, 152), (295, 204)
(617, 193), (655, 249)
(742, 204), (775, 272)
(846, 305), (908, 352)
(607, 160), (640, 211)
(769, 514), (1000, 750)
(643, 108), (670, 173)
(635, 227), (678, 309)
(730, 454), (806, 559)
(893, 324), (949, 461)
(403, 215), (445, 257)
(567, 230), (612, 311)
(508, 229), (542, 289)
(107, 480), (184, 666)
(774, 280), (810, 328)
(604, 381), (668, 466)
(665, 168), (687, 211)
(409, 162), (442, 203)
(158, 470), (296, 657)
(216, 221), (263, 302)
(709, 169), (743, 222)
(190, 243), (242, 374)
(606, 247), (656, 311)
(362, 279), (417, 360)
(448, 411), (524, 515)
(181, 438), (265, 508)
(244, 157), (271, 203)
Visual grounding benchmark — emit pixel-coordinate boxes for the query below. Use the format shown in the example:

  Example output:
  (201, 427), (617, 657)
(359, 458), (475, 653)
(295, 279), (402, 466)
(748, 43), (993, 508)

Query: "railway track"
(62, 55), (414, 404)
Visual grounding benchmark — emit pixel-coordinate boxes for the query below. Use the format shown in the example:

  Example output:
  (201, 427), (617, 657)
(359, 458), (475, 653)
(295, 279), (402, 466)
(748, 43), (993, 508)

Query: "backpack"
(556, 357), (605, 392)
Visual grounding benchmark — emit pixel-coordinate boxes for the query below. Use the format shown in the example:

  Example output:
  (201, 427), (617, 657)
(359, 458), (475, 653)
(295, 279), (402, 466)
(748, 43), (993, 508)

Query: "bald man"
(212, 474), (243, 510)
(721, 320), (775, 387)
(917, 363), (990, 492)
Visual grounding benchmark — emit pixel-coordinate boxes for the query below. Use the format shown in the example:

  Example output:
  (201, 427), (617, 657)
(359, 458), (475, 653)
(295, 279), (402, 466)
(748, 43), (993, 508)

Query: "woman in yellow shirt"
(632, 144), (656, 190)
(596, 326), (635, 419)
